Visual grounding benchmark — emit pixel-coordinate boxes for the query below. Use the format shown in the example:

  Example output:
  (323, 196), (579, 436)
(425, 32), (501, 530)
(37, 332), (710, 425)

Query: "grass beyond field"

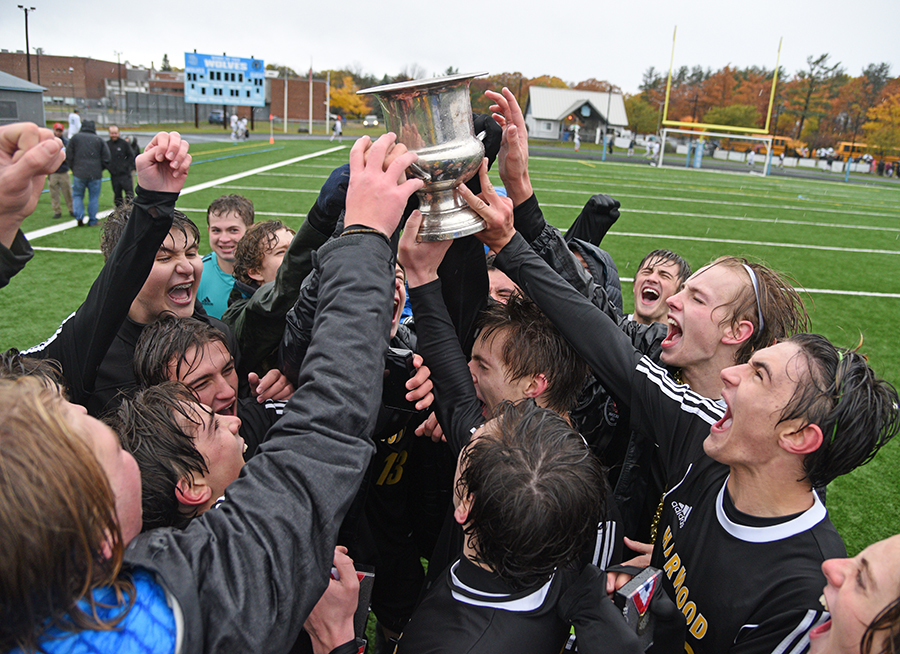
(2, 136), (898, 555)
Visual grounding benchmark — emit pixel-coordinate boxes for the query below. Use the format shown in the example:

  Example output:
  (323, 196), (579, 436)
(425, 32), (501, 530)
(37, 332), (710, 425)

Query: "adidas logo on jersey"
(672, 501), (692, 528)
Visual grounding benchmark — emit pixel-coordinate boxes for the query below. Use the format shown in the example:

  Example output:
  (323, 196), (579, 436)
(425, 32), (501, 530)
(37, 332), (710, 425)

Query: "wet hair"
(779, 333), (899, 487)
(112, 382), (209, 531)
(476, 292), (588, 415)
(207, 194), (254, 227)
(705, 256), (809, 365)
(0, 377), (134, 651)
(232, 220), (295, 286)
(862, 595), (900, 654)
(0, 348), (67, 394)
(638, 249), (692, 288)
(133, 315), (232, 389)
(101, 203), (199, 261)
(457, 399), (605, 590)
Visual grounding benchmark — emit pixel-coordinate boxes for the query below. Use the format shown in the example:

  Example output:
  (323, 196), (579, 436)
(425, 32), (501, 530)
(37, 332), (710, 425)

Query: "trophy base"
(416, 188), (486, 242)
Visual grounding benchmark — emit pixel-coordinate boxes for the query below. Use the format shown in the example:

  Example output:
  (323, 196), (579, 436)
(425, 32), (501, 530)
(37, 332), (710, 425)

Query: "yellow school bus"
(721, 136), (805, 156)
(836, 141), (900, 163)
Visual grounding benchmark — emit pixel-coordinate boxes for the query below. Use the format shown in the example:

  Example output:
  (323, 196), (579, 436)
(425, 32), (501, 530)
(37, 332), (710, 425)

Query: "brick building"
(269, 75), (329, 122)
(0, 51), (127, 102)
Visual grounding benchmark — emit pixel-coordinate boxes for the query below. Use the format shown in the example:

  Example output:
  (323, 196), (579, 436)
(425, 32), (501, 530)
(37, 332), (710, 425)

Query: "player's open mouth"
(662, 317), (682, 348)
(392, 294), (402, 326)
(809, 618), (831, 640)
(641, 286), (660, 305)
(168, 283), (194, 305)
(218, 399), (237, 416)
(711, 405), (733, 433)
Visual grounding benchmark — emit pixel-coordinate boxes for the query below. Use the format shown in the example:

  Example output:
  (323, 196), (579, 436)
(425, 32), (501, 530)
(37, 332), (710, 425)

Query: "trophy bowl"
(359, 72), (488, 241)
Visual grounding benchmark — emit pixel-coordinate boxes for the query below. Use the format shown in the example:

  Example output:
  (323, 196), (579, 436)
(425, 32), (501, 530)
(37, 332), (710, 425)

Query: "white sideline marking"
(533, 185), (900, 221)
(212, 185), (319, 194)
(606, 230), (899, 256)
(24, 146), (344, 242)
(618, 277), (900, 299)
(540, 202), (900, 234)
(33, 246), (102, 254)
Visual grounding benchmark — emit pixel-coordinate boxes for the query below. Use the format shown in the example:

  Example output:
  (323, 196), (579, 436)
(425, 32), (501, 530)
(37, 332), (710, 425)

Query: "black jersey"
(652, 456), (842, 654)
(397, 557), (572, 654)
(495, 231), (845, 654)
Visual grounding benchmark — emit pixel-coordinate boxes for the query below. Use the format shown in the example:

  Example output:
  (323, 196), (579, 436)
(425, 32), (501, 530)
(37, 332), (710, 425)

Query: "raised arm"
(0, 122), (66, 282)
(125, 133), (424, 652)
(23, 132), (191, 406)
(399, 210), (484, 456)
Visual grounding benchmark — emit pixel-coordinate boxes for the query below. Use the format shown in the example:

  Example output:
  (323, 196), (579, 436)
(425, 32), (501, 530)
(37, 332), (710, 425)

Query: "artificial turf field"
(2, 136), (898, 555)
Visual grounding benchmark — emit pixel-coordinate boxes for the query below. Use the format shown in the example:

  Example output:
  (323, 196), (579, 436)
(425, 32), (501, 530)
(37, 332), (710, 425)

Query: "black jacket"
(122, 229), (393, 652)
(0, 230), (33, 290)
(106, 137), (135, 176)
(66, 120), (110, 180)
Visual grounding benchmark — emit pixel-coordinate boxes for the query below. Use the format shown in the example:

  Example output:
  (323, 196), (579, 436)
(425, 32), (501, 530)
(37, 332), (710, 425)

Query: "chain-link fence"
(44, 93), (272, 128)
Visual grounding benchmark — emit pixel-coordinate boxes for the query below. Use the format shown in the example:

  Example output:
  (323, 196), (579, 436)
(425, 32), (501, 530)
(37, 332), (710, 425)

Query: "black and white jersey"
(495, 231), (846, 654)
(396, 557), (571, 654)
(651, 455), (842, 654)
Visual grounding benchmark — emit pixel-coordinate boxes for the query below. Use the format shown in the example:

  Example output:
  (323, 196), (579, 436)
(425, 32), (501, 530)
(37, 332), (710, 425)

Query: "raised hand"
(485, 87), (532, 206)
(398, 209), (453, 287)
(346, 133), (423, 237)
(459, 158), (515, 253)
(135, 131), (191, 194)
(0, 122), (67, 247)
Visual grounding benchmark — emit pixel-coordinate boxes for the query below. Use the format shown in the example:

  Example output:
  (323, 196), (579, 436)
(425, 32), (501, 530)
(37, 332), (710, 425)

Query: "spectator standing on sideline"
(230, 113), (239, 141)
(66, 120), (110, 227)
(67, 107), (81, 139)
(106, 125), (135, 208)
(48, 123), (74, 220)
(331, 116), (343, 143)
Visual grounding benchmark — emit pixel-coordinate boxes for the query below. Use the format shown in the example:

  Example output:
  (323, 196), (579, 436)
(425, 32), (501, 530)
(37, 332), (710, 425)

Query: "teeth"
(243, 441), (248, 453)
(820, 594), (827, 610)
(668, 318), (677, 326)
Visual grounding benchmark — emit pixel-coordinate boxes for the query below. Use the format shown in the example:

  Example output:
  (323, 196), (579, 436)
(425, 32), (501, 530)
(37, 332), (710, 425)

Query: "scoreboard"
(184, 52), (266, 107)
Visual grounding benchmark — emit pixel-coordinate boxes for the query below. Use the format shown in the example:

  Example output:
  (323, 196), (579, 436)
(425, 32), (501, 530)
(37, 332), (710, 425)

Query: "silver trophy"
(359, 72), (488, 241)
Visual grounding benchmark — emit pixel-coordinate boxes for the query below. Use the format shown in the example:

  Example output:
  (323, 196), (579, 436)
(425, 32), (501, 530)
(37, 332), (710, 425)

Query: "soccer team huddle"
(1, 87), (898, 654)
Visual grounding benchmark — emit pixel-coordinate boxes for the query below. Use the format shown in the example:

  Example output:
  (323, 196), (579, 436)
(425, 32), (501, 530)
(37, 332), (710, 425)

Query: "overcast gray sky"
(1, 0), (894, 95)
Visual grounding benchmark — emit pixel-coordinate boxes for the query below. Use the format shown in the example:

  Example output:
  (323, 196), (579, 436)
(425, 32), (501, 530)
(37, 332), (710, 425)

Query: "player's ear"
(248, 268), (265, 284)
(779, 421), (823, 456)
(454, 493), (473, 526)
(722, 320), (754, 346)
(176, 476), (213, 508)
(522, 374), (548, 401)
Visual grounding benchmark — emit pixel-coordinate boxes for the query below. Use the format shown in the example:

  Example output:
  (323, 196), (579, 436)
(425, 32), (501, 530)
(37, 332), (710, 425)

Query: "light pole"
(32, 46), (41, 85)
(17, 6), (36, 82)
(114, 50), (123, 122)
(69, 66), (75, 104)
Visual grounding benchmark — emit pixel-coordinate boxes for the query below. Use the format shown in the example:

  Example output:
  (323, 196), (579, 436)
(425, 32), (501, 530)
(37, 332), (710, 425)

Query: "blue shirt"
(17, 568), (177, 654)
(197, 251), (235, 319)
